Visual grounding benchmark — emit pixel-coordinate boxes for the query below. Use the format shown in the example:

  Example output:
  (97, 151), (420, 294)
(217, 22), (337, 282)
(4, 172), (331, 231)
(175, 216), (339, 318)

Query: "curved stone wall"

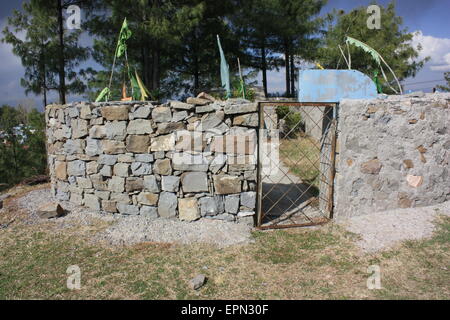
(45, 97), (258, 224)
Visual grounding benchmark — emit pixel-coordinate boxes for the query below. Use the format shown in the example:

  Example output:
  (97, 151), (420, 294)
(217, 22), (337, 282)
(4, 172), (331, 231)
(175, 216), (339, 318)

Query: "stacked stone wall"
(45, 97), (258, 224)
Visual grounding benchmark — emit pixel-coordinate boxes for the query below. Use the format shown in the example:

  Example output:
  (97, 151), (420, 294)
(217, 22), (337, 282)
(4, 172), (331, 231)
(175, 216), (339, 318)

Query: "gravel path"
(339, 201), (450, 253)
(15, 187), (252, 247)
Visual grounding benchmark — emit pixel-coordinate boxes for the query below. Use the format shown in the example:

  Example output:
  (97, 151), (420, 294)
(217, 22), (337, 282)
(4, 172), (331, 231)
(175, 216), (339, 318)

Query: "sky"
(0, 0), (449, 110)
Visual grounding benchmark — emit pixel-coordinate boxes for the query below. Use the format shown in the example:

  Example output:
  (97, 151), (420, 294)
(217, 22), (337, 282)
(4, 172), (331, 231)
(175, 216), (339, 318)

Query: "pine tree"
(317, 2), (429, 93)
(271, 0), (326, 97)
(2, 0), (93, 106)
(231, 0), (283, 97)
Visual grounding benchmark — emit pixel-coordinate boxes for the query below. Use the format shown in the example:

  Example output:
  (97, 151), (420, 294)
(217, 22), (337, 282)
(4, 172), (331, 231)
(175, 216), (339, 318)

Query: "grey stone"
(98, 154), (118, 166)
(135, 154), (154, 163)
(199, 196), (224, 216)
(199, 113), (223, 131)
(150, 134), (175, 152)
(99, 165), (112, 177)
(157, 122), (185, 134)
(84, 194), (101, 210)
(54, 126), (72, 140)
(181, 172), (208, 193)
(89, 125), (106, 139)
(95, 191), (110, 200)
(140, 206), (158, 219)
(105, 121), (127, 140)
(131, 162), (152, 175)
(111, 193), (131, 204)
(144, 175), (160, 193)
(64, 139), (84, 154)
(225, 195), (240, 214)
(127, 119), (153, 134)
(86, 138), (102, 156)
(195, 103), (221, 113)
(189, 274), (206, 290)
(170, 100), (195, 110)
(71, 119), (88, 138)
(172, 111), (188, 122)
(76, 177), (92, 189)
(240, 192), (256, 209)
(172, 153), (209, 171)
(209, 154), (227, 173)
(223, 103), (257, 115)
(68, 106), (80, 118)
(162, 176), (180, 192)
(132, 106), (151, 118)
(67, 160), (86, 177)
(233, 113), (259, 127)
(158, 192), (178, 218)
(37, 202), (65, 219)
(125, 177), (144, 192)
(152, 107), (172, 123)
(153, 159), (172, 175)
(117, 203), (140, 215)
(154, 151), (165, 159)
(114, 163), (130, 177)
(108, 176), (125, 193)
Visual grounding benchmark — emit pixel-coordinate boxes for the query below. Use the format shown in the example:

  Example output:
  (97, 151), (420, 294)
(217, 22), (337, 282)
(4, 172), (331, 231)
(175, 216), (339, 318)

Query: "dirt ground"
(0, 184), (448, 300)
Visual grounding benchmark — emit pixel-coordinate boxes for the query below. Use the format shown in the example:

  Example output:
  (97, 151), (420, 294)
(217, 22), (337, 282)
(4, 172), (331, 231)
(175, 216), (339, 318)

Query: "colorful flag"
(116, 18), (132, 58)
(217, 35), (231, 99)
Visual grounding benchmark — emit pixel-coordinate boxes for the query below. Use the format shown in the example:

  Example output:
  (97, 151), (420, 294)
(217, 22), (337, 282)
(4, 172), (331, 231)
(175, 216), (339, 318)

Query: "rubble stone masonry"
(45, 97), (258, 224)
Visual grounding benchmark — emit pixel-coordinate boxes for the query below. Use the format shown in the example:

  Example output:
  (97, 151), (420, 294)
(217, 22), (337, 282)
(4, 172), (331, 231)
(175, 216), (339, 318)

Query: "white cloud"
(412, 31), (450, 72)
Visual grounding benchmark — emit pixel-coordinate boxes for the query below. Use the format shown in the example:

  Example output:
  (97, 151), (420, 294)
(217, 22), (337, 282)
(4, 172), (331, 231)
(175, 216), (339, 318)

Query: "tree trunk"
(56, 0), (66, 104)
(152, 48), (160, 92)
(290, 54), (295, 97)
(193, 36), (199, 94)
(284, 41), (290, 97)
(261, 44), (268, 98)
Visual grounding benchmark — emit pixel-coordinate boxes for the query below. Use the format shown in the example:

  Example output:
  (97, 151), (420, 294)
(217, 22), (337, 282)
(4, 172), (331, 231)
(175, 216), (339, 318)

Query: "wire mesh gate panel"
(256, 102), (338, 230)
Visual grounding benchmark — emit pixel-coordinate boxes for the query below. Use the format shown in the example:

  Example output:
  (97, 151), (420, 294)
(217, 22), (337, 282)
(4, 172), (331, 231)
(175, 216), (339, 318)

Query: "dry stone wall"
(45, 97), (258, 224)
(335, 92), (450, 219)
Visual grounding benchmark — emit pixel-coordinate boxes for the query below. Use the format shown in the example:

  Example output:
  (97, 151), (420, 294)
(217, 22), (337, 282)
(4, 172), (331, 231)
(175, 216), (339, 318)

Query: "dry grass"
(0, 185), (449, 300)
(279, 135), (321, 186)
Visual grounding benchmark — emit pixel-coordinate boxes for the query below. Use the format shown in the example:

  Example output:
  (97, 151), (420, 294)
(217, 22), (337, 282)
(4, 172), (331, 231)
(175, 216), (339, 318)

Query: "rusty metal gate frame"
(255, 102), (339, 230)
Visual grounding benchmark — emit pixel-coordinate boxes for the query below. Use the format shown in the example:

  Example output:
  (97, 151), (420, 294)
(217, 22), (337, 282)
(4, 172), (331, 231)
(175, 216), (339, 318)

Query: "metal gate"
(256, 102), (338, 230)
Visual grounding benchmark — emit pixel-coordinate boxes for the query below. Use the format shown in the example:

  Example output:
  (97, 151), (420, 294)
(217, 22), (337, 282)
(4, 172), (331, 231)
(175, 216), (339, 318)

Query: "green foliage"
(0, 105), (47, 191)
(317, 1), (429, 94)
(437, 72), (450, 92)
(276, 105), (303, 136)
(1, 0), (94, 106)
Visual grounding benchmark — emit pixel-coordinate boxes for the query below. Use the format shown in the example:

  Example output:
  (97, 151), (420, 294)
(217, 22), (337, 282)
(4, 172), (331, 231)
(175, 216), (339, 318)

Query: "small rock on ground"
(189, 274), (206, 290)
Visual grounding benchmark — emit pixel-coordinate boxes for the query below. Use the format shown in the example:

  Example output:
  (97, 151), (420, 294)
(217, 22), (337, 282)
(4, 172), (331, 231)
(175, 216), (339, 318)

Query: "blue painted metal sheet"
(298, 70), (378, 103)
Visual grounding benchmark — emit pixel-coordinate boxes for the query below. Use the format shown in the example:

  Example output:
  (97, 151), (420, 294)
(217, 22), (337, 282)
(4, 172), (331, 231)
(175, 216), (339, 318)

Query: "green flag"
(95, 87), (110, 102)
(115, 18), (132, 58)
(217, 35), (231, 99)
